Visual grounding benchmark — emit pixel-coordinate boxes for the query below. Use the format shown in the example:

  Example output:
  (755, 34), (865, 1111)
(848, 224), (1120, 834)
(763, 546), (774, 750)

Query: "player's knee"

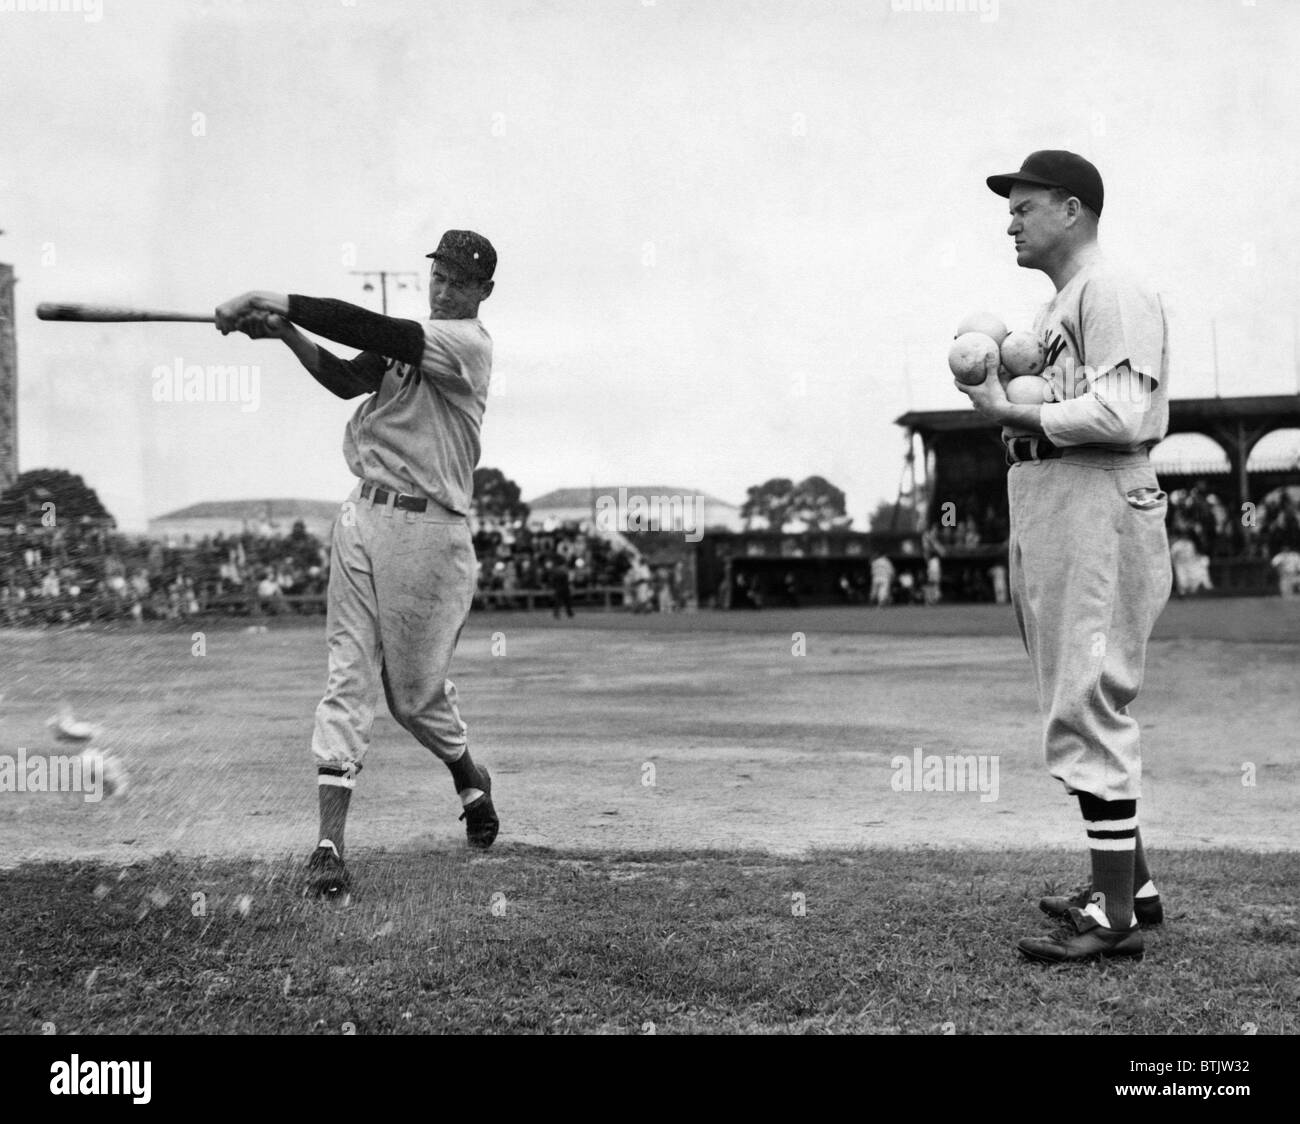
(385, 686), (438, 730)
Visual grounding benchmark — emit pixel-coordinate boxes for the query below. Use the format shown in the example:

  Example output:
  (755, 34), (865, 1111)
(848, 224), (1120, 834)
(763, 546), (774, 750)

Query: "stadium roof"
(151, 498), (340, 522)
(528, 487), (738, 509)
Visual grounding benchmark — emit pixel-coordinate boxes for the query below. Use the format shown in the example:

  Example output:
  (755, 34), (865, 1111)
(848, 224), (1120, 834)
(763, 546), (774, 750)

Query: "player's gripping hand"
(953, 348), (1011, 422)
(215, 291), (290, 335)
(234, 310), (291, 340)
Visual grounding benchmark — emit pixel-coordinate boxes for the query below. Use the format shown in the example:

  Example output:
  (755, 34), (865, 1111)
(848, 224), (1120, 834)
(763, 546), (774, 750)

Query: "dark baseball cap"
(986, 150), (1104, 217)
(427, 229), (497, 281)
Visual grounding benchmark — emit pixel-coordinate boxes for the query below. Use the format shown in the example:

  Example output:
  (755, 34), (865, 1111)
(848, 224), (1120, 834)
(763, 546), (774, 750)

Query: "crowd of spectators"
(1255, 489), (1300, 556)
(7, 483), (1300, 625)
(1167, 481), (1300, 557)
(1166, 482), (1300, 596)
(904, 504), (1010, 605)
(913, 484), (1300, 600)
(0, 518), (328, 625)
(827, 553), (1007, 607)
(471, 517), (638, 607)
(923, 502), (1009, 553)
(2, 511), (659, 624)
(903, 482), (1300, 603)
(1167, 482), (1236, 562)
(622, 558), (687, 613)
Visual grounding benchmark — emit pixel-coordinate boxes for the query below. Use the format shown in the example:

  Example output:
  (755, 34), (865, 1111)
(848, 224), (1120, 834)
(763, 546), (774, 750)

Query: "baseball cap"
(986, 150), (1104, 217)
(426, 229), (497, 281)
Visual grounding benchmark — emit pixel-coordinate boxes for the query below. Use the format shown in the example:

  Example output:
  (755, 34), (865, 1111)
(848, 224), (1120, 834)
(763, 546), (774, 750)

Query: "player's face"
(429, 260), (493, 319)
(1005, 184), (1066, 270)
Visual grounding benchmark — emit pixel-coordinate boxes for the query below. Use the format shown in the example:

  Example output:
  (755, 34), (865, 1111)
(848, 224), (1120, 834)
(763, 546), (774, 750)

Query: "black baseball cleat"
(304, 841), (350, 899)
(1019, 894), (1145, 965)
(1040, 885), (1164, 927)
(459, 766), (499, 850)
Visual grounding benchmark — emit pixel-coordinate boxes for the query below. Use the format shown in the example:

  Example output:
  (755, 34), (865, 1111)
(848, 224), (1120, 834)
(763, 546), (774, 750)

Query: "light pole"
(348, 270), (420, 315)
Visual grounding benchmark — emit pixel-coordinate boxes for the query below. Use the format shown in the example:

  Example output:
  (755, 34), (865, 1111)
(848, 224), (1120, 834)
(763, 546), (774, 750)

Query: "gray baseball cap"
(427, 230), (497, 281)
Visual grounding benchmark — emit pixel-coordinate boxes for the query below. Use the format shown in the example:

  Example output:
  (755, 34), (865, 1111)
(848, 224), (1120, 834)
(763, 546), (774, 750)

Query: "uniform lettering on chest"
(1041, 331), (1090, 400)
(385, 358), (421, 388)
(1043, 333), (1069, 371)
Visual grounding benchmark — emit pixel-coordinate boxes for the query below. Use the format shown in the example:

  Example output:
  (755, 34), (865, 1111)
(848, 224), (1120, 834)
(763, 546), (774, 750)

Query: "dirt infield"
(1, 598), (1296, 866)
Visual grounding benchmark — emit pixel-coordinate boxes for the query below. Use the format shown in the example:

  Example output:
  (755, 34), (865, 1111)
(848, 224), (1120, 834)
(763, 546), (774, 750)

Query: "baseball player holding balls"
(956, 152), (1172, 963)
(215, 230), (500, 898)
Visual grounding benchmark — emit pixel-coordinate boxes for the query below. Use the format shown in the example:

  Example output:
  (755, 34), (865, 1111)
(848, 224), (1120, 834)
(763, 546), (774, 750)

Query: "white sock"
(459, 788), (484, 807)
(1083, 896), (1138, 930)
(1082, 899), (1109, 927)
(1135, 880), (1158, 899)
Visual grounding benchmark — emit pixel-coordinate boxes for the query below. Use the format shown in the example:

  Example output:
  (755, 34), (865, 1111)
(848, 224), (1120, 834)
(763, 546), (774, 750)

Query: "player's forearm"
(1040, 395), (1145, 446)
(994, 403), (1045, 435)
(280, 323), (323, 373)
(281, 325), (383, 400)
(286, 295), (425, 366)
(997, 394), (1145, 446)
(1039, 370), (1152, 446)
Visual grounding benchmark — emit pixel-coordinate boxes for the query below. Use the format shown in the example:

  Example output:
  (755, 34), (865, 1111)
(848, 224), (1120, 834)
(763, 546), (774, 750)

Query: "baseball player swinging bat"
(36, 302), (214, 323)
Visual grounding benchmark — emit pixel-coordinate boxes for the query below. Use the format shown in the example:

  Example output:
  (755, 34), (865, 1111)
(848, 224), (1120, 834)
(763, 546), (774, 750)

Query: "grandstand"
(894, 394), (1300, 595)
(1, 508), (330, 626)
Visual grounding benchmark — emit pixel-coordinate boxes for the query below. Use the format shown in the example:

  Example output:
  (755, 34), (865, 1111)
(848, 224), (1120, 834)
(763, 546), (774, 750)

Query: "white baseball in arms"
(948, 332), (1000, 386)
(1000, 330), (1046, 377)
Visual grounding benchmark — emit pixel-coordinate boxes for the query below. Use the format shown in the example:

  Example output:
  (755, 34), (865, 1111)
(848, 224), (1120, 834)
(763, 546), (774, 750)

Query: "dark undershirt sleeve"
(308, 350), (388, 401)
(287, 295), (426, 367)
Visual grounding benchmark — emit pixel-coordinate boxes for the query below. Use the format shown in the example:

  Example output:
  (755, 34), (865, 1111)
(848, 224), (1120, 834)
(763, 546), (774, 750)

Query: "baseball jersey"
(343, 318), (492, 515)
(1008, 258), (1170, 450)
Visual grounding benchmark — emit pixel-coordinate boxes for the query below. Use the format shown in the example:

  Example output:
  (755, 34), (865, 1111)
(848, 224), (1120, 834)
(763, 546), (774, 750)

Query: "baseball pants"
(311, 481), (477, 779)
(1008, 448), (1172, 802)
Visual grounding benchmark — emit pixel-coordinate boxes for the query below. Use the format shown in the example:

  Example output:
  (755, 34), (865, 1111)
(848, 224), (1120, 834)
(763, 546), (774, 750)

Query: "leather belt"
(1005, 436), (1062, 465)
(360, 481), (429, 513)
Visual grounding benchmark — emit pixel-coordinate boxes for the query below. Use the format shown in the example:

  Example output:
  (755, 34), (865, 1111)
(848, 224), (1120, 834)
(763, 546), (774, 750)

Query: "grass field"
(4, 848), (1297, 1035)
(2, 600), (1298, 1035)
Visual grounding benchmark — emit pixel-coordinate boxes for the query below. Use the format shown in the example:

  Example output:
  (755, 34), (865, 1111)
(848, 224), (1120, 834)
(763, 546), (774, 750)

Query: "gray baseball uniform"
(215, 231), (499, 893)
(1006, 257), (1171, 801)
(314, 318), (492, 789)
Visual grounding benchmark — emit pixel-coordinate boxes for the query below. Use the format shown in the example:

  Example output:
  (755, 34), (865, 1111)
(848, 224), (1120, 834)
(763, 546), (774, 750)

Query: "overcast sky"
(3, 0), (1298, 530)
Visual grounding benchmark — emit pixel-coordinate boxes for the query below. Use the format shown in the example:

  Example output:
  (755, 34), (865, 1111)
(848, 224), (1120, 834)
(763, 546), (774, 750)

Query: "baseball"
(948, 331), (1000, 386)
(953, 310), (1008, 345)
(1005, 375), (1051, 405)
(1000, 330), (1046, 377)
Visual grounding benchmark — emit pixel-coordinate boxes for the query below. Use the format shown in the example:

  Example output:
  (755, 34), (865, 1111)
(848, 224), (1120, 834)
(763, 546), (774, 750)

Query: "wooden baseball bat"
(36, 302), (215, 323)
